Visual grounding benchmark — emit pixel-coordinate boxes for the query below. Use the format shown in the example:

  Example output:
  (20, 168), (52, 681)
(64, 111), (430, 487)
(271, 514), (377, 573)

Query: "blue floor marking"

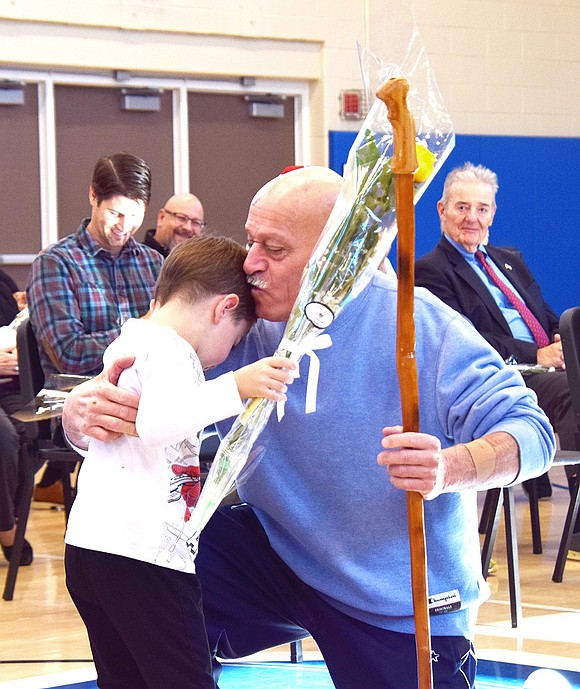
(33, 659), (580, 689)
(220, 660), (334, 688)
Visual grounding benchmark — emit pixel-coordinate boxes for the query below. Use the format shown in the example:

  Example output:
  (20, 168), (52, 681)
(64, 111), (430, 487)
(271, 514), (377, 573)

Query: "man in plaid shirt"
(27, 152), (163, 377)
(27, 153), (163, 505)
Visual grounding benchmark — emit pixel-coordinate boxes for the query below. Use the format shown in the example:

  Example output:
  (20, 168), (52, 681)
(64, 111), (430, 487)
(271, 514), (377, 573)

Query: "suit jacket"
(415, 236), (559, 364)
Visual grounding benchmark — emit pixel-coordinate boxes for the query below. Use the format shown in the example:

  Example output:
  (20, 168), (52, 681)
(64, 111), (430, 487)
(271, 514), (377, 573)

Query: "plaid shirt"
(27, 219), (163, 376)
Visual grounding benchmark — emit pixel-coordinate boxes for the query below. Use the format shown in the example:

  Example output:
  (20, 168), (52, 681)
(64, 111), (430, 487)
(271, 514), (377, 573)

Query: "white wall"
(0, 0), (578, 165)
(414, 0), (580, 138)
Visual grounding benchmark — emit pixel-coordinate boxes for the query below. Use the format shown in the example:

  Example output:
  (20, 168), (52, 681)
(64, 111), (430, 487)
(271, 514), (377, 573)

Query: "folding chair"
(3, 317), (80, 601)
(552, 307), (580, 581)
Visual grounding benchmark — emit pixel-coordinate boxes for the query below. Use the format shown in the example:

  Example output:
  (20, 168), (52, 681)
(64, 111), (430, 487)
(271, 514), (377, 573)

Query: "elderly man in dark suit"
(415, 163), (578, 546)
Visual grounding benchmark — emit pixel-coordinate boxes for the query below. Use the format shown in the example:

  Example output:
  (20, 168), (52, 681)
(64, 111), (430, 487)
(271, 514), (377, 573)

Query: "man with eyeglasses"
(143, 193), (206, 257)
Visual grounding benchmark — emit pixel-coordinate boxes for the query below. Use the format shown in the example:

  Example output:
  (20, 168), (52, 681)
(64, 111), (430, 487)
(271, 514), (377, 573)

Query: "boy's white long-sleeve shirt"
(65, 319), (244, 573)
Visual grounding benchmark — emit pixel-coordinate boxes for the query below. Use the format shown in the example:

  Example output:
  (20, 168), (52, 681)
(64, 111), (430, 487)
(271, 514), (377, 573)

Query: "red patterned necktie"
(474, 250), (550, 348)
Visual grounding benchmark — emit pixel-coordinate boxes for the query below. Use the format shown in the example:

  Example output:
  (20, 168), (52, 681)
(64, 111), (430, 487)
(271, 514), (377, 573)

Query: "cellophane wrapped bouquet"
(183, 15), (455, 558)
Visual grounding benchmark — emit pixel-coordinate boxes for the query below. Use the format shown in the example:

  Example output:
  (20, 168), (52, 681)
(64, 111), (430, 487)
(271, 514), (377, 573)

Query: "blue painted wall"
(329, 132), (580, 317)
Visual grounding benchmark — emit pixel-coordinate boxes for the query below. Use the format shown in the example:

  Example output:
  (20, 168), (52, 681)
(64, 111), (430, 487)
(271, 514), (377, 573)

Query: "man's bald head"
(250, 166), (342, 254)
(155, 193), (205, 252)
(244, 166), (343, 321)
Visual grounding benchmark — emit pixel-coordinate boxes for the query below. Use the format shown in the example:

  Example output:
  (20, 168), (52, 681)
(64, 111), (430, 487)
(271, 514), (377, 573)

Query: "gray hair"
(440, 162), (498, 208)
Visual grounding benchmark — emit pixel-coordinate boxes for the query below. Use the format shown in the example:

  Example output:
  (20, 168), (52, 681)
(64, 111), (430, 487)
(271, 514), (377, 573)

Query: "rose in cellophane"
(180, 31), (454, 560)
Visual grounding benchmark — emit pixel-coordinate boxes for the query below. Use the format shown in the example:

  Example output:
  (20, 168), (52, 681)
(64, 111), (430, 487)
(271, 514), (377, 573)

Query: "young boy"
(64, 236), (295, 689)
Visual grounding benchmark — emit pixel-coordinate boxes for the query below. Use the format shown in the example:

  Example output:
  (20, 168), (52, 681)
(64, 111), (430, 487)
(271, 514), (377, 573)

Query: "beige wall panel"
(0, 21), (321, 82)
(0, 0), (578, 137)
(0, 0), (330, 41)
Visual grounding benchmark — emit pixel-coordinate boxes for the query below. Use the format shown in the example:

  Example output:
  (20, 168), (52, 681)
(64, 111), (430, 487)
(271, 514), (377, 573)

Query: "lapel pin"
(504, 263), (512, 270)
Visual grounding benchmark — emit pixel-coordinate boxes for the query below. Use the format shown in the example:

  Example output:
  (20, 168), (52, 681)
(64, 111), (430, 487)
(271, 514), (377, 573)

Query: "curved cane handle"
(377, 77), (418, 175)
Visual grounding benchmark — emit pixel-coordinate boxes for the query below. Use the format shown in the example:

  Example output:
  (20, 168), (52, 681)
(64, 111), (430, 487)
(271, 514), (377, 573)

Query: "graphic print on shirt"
(154, 349), (206, 570)
(168, 460), (201, 521)
(155, 436), (202, 569)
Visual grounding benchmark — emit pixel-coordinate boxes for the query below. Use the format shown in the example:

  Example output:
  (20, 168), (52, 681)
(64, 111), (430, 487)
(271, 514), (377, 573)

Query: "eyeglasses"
(163, 209), (207, 230)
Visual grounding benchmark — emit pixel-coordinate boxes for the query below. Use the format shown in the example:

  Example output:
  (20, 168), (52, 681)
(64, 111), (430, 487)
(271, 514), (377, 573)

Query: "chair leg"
(58, 461), (78, 523)
(480, 487), (522, 627)
(552, 473), (580, 583)
(479, 489), (496, 535)
(3, 442), (34, 601)
(502, 487), (522, 628)
(290, 639), (303, 663)
(526, 479), (542, 554)
(481, 488), (502, 578)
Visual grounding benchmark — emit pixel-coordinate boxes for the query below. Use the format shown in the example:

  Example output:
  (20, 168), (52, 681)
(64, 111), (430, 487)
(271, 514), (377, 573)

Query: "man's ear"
(89, 186), (98, 207)
(213, 294), (240, 324)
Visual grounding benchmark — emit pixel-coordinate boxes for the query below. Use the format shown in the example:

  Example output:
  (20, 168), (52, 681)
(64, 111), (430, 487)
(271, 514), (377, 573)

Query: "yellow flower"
(414, 142), (436, 183)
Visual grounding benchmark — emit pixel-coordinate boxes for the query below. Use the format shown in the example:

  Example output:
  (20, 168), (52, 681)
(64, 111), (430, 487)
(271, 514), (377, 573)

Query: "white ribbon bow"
(276, 333), (333, 421)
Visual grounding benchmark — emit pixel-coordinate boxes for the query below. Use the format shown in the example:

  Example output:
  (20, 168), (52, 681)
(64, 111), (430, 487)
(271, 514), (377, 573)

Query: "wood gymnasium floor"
(1, 465), (579, 688)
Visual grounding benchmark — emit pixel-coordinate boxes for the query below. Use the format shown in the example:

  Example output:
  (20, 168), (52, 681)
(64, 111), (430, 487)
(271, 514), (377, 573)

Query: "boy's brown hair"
(154, 236), (255, 323)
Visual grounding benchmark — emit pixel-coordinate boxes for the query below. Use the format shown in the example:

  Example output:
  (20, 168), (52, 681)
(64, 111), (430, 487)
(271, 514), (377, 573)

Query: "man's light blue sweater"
(213, 272), (555, 639)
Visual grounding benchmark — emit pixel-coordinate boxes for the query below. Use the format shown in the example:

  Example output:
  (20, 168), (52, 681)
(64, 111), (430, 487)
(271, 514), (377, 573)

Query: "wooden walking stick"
(376, 77), (433, 689)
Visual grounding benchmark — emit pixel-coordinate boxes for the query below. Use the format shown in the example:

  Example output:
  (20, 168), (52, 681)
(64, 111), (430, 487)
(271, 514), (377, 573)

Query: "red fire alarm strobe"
(339, 89), (365, 120)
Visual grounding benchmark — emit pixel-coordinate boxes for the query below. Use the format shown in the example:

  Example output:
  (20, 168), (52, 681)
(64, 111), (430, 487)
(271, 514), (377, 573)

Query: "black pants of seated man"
(524, 370), (580, 532)
(0, 389), (43, 536)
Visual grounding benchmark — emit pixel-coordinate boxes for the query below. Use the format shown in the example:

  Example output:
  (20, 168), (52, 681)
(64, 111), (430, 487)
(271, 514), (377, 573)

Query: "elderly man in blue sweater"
(62, 167), (554, 689)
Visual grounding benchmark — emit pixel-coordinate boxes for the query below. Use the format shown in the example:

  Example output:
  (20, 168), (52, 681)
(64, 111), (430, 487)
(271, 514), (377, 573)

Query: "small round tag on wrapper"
(304, 301), (334, 329)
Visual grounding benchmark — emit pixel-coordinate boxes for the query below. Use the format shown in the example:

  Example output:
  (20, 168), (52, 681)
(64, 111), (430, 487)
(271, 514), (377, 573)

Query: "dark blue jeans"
(196, 504), (476, 689)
